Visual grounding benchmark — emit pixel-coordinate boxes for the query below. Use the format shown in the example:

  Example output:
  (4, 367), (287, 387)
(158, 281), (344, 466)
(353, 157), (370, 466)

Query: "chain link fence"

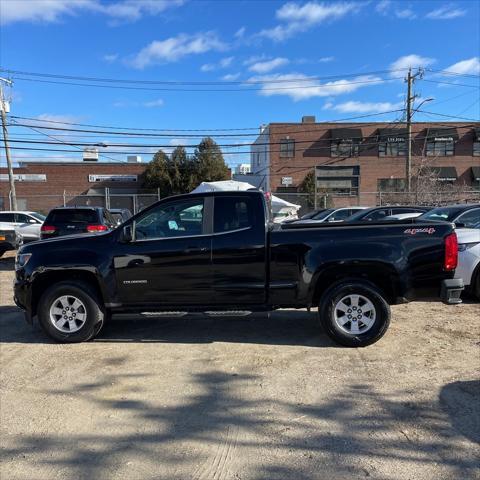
(274, 190), (480, 216)
(1, 191), (160, 215)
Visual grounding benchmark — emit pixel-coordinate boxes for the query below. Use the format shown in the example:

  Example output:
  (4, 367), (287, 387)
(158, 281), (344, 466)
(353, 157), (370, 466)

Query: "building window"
(377, 178), (406, 192)
(280, 138), (295, 158)
(426, 129), (457, 157)
(379, 140), (406, 157)
(331, 141), (359, 157)
(426, 139), (454, 156)
(315, 166), (359, 196)
(473, 142), (480, 156)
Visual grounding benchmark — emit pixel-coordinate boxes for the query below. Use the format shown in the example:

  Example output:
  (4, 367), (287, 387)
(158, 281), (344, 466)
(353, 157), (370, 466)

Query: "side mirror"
(121, 225), (133, 242)
(454, 222), (466, 228)
(28, 219), (37, 224)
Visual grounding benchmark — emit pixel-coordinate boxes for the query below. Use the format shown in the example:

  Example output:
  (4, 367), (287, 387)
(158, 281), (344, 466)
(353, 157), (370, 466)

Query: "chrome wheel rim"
(334, 294), (376, 335)
(49, 295), (87, 333)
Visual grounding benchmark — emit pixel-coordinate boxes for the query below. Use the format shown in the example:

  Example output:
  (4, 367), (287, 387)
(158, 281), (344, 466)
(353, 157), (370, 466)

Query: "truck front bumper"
(440, 278), (464, 305)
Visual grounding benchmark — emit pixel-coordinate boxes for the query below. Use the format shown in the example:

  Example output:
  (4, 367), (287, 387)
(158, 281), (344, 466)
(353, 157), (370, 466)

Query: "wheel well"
(31, 270), (103, 317)
(312, 267), (398, 306)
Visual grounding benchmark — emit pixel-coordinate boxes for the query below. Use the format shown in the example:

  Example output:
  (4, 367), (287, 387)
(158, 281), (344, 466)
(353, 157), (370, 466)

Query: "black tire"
(318, 281), (391, 347)
(474, 270), (480, 302)
(37, 281), (105, 343)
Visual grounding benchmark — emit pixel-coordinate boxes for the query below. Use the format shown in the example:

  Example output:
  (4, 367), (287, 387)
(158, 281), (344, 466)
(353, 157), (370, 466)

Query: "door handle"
(185, 247), (208, 254)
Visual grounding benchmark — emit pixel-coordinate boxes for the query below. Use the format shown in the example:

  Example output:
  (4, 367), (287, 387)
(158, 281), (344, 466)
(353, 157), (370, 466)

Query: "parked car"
(455, 226), (480, 300)
(417, 204), (480, 228)
(0, 223), (21, 257)
(40, 207), (117, 240)
(0, 211), (45, 242)
(290, 207), (368, 225)
(15, 191), (462, 346)
(109, 208), (132, 225)
(345, 206), (430, 222)
(384, 212), (424, 221)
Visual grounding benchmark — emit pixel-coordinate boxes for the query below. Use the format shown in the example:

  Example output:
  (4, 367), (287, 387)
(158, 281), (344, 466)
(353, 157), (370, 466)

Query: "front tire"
(319, 281), (391, 347)
(37, 281), (105, 343)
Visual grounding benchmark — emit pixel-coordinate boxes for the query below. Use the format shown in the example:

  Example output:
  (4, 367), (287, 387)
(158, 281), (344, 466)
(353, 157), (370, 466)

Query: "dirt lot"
(1, 251), (479, 480)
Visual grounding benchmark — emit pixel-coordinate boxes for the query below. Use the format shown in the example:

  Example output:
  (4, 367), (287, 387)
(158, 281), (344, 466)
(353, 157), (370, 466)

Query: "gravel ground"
(1, 251), (479, 480)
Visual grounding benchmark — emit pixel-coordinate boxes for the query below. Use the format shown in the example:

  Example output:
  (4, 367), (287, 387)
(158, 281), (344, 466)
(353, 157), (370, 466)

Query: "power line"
(10, 75), (394, 92)
(425, 68), (480, 79)
(416, 110), (480, 122)
(0, 67), (405, 85)
(3, 126), (477, 157)
(7, 110), (407, 138)
(422, 79), (480, 88)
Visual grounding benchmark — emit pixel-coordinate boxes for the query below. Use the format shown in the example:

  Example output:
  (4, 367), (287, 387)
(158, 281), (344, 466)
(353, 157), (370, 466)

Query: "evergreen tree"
(194, 137), (230, 183)
(144, 149), (171, 195)
(171, 146), (197, 193)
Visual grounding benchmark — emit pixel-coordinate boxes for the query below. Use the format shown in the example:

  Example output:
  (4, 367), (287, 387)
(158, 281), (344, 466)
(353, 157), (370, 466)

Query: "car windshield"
(344, 209), (372, 221)
(419, 207), (464, 222)
(30, 212), (47, 222)
(311, 208), (335, 220)
(47, 209), (99, 224)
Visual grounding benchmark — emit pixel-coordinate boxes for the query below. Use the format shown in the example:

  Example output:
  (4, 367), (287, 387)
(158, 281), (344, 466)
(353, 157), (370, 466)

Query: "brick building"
(0, 160), (153, 213)
(251, 118), (480, 207)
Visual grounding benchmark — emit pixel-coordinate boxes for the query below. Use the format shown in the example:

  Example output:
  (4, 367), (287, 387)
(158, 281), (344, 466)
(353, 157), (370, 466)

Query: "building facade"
(0, 160), (154, 213)
(250, 117), (480, 207)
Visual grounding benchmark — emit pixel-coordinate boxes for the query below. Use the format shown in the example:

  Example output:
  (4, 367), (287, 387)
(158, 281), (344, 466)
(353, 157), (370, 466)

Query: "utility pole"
(405, 68), (424, 194)
(0, 77), (17, 211)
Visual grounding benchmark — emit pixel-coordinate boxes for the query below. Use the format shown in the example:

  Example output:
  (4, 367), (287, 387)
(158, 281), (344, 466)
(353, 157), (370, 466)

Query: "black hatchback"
(40, 207), (117, 239)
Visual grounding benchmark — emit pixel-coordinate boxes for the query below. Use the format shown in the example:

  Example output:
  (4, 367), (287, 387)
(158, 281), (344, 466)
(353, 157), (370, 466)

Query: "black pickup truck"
(14, 191), (463, 347)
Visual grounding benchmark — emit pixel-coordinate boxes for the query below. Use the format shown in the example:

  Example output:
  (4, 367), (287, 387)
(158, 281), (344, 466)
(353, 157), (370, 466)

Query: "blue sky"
(0, 0), (479, 168)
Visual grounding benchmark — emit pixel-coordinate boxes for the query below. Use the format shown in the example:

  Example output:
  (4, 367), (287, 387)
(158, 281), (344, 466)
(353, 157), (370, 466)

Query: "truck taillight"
(41, 225), (56, 234)
(444, 232), (458, 271)
(86, 225), (108, 232)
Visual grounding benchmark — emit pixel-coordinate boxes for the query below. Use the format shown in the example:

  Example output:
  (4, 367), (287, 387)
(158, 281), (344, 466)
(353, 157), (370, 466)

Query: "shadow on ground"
(0, 371), (478, 479)
(0, 307), (336, 348)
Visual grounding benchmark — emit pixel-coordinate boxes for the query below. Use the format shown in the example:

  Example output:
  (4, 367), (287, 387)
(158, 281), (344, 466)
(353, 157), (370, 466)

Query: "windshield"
(311, 208), (335, 220)
(419, 207), (463, 222)
(30, 212), (47, 222)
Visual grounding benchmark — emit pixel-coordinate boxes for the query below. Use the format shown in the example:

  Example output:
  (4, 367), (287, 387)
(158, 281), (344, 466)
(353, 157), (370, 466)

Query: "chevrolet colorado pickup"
(14, 191), (463, 347)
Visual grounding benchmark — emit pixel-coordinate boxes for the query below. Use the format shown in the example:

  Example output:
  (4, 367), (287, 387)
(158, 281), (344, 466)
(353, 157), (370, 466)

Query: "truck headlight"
(15, 253), (32, 269)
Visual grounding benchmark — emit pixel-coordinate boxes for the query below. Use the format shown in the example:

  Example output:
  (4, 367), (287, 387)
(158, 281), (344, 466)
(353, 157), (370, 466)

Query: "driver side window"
(134, 199), (204, 240)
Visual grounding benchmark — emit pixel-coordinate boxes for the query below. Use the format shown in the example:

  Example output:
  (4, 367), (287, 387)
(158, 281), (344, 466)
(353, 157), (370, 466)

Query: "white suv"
(0, 211), (46, 242)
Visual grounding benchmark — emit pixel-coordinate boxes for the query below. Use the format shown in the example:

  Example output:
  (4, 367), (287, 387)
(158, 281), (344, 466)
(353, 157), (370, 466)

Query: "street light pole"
(0, 77), (16, 211)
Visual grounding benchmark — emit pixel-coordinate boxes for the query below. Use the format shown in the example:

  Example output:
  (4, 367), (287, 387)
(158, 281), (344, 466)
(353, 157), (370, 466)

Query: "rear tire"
(37, 281), (105, 343)
(319, 281), (391, 347)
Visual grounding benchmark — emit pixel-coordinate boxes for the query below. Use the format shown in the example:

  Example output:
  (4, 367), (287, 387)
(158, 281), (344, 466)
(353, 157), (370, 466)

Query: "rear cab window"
(214, 196), (254, 233)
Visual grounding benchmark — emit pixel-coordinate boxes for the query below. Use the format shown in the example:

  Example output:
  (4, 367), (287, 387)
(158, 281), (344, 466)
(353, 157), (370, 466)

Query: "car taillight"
(41, 225), (56, 234)
(444, 232), (458, 271)
(86, 225), (108, 232)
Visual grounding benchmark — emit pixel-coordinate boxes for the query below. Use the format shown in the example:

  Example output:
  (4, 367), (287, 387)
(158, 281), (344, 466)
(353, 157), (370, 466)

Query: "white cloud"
(248, 57), (289, 73)
(319, 56), (335, 63)
(201, 56), (234, 72)
(443, 57), (480, 75)
(0, 0), (95, 25)
(99, 0), (185, 22)
(248, 73), (383, 101)
(390, 54), (436, 75)
(243, 55), (268, 66)
(426, 4), (466, 20)
(130, 32), (228, 68)
(395, 8), (416, 19)
(259, 1), (361, 41)
(0, 0), (185, 25)
(222, 73), (241, 81)
(35, 113), (83, 125)
(375, 0), (391, 14)
(324, 100), (403, 113)
(103, 53), (118, 63)
(113, 98), (164, 108)
(234, 26), (246, 38)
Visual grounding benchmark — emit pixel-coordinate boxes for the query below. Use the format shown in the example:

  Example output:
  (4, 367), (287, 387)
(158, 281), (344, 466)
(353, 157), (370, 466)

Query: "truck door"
(211, 194), (267, 305)
(114, 196), (213, 306)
